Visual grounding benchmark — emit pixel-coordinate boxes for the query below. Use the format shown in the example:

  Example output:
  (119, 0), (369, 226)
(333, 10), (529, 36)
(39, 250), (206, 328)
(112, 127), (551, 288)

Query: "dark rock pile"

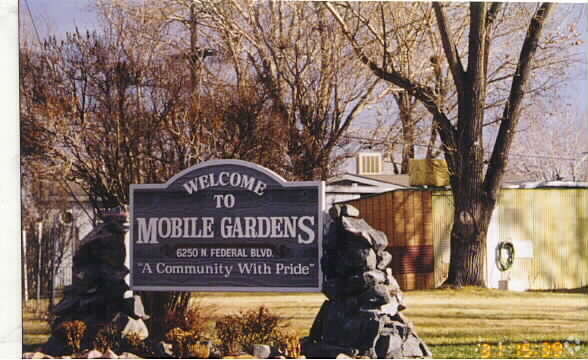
(302, 205), (431, 359)
(44, 215), (149, 356)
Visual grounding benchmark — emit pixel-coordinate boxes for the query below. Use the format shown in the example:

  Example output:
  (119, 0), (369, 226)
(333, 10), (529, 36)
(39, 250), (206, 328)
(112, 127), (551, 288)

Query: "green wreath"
(495, 241), (515, 272)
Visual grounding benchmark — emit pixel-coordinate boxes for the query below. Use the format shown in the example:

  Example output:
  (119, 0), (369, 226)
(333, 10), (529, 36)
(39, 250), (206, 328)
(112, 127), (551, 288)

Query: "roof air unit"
(356, 152), (383, 175)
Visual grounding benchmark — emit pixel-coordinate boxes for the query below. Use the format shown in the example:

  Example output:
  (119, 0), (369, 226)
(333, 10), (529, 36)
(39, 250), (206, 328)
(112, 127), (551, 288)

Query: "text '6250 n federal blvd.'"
(130, 160), (323, 292)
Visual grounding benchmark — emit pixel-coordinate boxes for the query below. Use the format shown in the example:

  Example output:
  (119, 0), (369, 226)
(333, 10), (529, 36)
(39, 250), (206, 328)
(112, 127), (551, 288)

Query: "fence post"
(37, 221), (43, 313)
(22, 229), (28, 302)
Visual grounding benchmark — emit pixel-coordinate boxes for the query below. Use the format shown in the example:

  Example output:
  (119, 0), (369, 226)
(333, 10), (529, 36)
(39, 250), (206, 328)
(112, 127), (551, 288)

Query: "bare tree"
(22, 8), (294, 332)
(327, 2), (583, 286)
(508, 104), (588, 181)
(95, 0), (291, 173)
(333, 3), (442, 173)
(184, 1), (379, 180)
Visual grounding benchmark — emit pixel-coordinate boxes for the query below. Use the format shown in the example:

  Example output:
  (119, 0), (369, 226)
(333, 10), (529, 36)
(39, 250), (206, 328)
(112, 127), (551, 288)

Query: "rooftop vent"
(356, 152), (383, 175)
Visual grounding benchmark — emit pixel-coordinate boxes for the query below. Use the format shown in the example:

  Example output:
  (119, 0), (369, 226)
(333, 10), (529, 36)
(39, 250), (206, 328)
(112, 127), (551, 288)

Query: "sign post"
(130, 160), (323, 292)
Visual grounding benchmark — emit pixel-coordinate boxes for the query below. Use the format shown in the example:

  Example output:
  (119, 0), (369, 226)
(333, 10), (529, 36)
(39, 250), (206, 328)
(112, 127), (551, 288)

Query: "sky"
(20, 0), (588, 171)
(20, 0), (588, 112)
(21, 0), (98, 39)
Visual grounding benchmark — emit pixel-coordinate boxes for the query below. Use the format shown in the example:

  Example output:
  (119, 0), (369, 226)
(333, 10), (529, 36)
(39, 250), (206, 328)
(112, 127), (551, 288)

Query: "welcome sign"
(129, 160), (323, 292)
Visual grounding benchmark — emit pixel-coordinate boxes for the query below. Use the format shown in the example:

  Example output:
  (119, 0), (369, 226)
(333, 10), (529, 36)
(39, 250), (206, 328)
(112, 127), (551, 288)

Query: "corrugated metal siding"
(341, 187), (587, 290)
(345, 190), (434, 290)
(432, 191), (452, 287)
(431, 188), (588, 290)
(522, 189), (588, 289)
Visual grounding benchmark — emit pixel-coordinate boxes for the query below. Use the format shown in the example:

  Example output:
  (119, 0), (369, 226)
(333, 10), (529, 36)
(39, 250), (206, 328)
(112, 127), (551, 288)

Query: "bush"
(94, 325), (158, 357)
(54, 320), (87, 354)
(215, 306), (290, 356)
(165, 327), (210, 358)
(94, 324), (122, 353)
(163, 301), (212, 335)
(274, 329), (301, 359)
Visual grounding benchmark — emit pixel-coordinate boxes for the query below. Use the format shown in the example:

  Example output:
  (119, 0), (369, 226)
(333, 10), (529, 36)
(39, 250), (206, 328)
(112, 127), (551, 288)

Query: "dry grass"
(23, 288), (588, 357)
(193, 288), (588, 343)
(193, 287), (588, 357)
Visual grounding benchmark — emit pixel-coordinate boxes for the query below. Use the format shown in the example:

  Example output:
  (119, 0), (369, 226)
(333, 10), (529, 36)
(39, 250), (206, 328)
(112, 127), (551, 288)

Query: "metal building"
(341, 182), (588, 291)
(434, 182), (588, 290)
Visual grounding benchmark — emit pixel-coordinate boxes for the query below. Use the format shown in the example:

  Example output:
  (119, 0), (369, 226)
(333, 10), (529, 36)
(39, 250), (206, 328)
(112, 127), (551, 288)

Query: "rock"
(100, 349), (118, 358)
(84, 349), (103, 359)
(156, 341), (174, 358)
(209, 345), (223, 359)
(52, 296), (79, 316)
(309, 301), (329, 341)
(341, 218), (373, 248)
(380, 299), (401, 316)
(400, 333), (432, 358)
(341, 217), (389, 253)
(99, 264), (129, 282)
(320, 254), (338, 280)
(354, 311), (384, 351)
(359, 284), (392, 308)
(375, 334), (403, 358)
(336, 247), (377, 276)
(306, 208), (430, 359)
(252, 344), (271, 359)
(376, 251), (392, 270)
(363, 270), (387, 287)
(79, 293), (106, 310)
(385, 268), (400, 290)
(118, 352), (142, 359)
(300, 338), (358, 359)
(127, 295), (150, 320)
(321, 279), (338, 300)
(339, 274), (368, 296)
(222, 355), (255, 359)
(28, 352), (52, 359)
(320, 301), (349, 345)
(328, 205), (342, 220)
(42, 335), (69, 356)
(341, 205), (360, 218)
(113, 313), (149, 340)
(102, 280), (131, 300)
(369, 230), (389, 253)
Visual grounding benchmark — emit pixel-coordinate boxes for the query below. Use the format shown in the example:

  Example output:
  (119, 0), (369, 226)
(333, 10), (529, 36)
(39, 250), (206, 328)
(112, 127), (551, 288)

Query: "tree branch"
(484, 3), (554, 198)
(432, 3), (466, 95)
(325, 1), (459, 168)
(483, 3), (502, 91)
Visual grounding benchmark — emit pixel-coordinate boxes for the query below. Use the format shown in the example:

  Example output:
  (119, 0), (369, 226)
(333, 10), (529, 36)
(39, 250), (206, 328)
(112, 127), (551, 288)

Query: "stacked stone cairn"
(302, 205), (431, 359)
(44, 211), (149, 357)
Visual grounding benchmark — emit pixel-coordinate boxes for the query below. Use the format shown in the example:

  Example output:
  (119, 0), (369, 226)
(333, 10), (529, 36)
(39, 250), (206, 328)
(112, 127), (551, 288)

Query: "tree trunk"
(444, 196), (495, 286)
(397, 92), (415, 174)
(140, 291), (192, 339)
(325, 1), (554, 289)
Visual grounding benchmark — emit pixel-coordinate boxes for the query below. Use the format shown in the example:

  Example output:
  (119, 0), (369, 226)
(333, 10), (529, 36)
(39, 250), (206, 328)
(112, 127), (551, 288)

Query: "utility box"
(409, 159), (450, 187)
(356, 152), (383, 175)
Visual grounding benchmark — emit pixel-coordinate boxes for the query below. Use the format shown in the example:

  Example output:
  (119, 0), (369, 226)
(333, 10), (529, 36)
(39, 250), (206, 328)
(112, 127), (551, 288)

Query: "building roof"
(326, 173), (409, 195)
(328, 173), (409, 188)
(360, 174), (411, 187)
(502, 181), (588, 189)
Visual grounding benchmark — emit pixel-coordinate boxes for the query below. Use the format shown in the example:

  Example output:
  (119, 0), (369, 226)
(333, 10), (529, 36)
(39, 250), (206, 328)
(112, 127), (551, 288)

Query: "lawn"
(23, 287), (588, 358)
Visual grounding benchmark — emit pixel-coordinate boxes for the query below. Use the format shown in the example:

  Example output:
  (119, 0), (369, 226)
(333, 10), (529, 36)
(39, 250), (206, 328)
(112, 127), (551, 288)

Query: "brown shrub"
(215, 306), (291, 356)
(93, 324), (121, 353)
(163, 301), (213, 335)
(164, 327), (209, 358)
(54, 320), (87, 354)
